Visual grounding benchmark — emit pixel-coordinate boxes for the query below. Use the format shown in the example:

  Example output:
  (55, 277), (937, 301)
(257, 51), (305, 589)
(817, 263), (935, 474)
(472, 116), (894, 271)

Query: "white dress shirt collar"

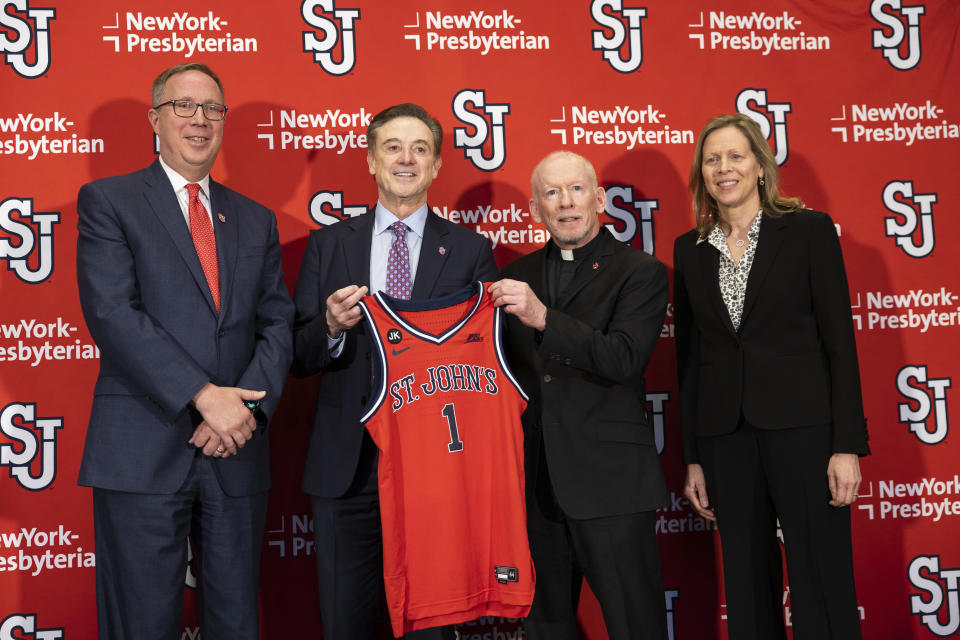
(157, 155), (211, 198)
(373, 202), (428, 240)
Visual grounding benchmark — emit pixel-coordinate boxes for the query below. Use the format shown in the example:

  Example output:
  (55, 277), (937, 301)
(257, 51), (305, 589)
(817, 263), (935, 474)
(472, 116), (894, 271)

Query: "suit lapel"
(142, 161), (219, 315)
(695, 239), (737, 336)
(343, 211), (374, 287)
(209, 180), (237, 320)
(411, 209), (450, 299)
(556, 229), (615, 310)
(741, 213), (788, 328)
(532, 246), (548, 302)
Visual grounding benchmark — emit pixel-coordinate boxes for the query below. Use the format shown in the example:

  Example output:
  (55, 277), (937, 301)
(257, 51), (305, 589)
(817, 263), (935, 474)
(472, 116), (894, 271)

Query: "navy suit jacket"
(293, 209), (498, 498)
(673, 210), (869, 465)
(76, 160), (294, 497)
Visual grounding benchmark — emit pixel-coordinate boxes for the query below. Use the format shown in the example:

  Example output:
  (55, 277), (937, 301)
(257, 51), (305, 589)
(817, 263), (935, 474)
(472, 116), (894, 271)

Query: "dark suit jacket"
(293, 209), (498, 498)
(76, 160), (294, 496)
(500, 228), (669, 520)
(673, 209), (869, 465)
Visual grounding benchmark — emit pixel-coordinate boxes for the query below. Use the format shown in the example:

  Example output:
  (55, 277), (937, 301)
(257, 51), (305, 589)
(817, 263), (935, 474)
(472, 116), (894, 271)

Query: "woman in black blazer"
(673, 114), (869, 640)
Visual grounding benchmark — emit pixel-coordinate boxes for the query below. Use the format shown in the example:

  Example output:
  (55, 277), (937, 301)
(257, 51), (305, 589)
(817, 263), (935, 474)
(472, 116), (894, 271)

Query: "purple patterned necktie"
(386, 221), (412, 299)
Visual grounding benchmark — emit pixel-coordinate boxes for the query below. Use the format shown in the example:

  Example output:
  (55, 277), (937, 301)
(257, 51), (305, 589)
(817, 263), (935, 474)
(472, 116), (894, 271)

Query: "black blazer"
(500, 228), (669, 519)
(673, 210), (869, 465)
(293, 209), (498, 497)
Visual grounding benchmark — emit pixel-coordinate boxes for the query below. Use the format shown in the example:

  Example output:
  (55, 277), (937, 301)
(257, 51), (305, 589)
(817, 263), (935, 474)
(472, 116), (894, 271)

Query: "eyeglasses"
(153, 99), (228, 121)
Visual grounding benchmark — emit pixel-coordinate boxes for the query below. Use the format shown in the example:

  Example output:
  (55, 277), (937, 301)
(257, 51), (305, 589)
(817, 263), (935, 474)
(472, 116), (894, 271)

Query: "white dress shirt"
(157, 155), (213, 227)
(328, 202), (430, 356)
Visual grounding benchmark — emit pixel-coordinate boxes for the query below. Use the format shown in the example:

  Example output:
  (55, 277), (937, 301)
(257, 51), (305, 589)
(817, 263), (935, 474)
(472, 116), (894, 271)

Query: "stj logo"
(301, 0), (360, 76)
(452, 89), (510, 172)
(897, 366), (951, 445)
(736, 88), (791, 166)
(645, 391), (668, 454)
(0, 197), (59, 284)
(0, 614), (64, 640)
(908, 555), (960, 637)
(883, 180), (936, 258)
(0, 402), (62, 491)
(605, 186), (658, 255)
(185, 537), (197, 588)
(0, 1), (55, 79)
(871, 0), (924, 71)
(308, 190), (368, 227)
(590, 0), (646, 73)
(664, 588), (679, 640)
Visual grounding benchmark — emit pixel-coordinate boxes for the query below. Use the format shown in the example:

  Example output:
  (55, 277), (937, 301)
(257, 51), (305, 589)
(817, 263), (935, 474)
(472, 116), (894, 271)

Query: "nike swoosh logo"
(392, 346), (412, 356)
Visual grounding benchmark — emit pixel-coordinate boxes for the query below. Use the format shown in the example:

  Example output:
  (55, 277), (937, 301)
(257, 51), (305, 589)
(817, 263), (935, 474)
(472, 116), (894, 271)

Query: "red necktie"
(186, 183), (220, 312)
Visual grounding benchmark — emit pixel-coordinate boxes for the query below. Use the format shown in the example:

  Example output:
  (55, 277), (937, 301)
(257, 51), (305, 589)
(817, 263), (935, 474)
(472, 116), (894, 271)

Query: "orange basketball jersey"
(358, 281), (534, 637)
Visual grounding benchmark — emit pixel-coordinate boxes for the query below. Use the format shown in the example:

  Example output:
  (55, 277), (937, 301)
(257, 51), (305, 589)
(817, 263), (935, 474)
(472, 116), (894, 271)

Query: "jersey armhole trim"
(493, 306), (529, 402)
(359, 299), (388, 423)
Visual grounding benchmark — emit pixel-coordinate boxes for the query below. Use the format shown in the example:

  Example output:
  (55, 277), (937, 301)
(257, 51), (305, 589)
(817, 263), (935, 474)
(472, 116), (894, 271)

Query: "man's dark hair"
(367, 103), (442, 155)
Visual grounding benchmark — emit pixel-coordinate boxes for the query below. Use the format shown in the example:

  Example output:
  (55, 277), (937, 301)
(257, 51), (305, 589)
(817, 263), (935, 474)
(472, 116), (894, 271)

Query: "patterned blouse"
(699, 211), (763, 330)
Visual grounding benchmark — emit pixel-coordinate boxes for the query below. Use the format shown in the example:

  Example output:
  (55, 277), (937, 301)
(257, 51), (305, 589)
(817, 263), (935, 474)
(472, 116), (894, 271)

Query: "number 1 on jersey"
(441, 403), (464, 452)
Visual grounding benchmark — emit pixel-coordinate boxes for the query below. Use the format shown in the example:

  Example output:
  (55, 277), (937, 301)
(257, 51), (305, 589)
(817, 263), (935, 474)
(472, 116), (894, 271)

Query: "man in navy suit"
(293, 103), (498, 638)
(76, 63), (294, 640)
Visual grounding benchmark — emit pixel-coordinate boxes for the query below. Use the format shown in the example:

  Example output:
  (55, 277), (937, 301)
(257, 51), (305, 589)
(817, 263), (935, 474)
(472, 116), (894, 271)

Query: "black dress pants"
(524, 443), (668, 640)
(698, 423), (862, 640)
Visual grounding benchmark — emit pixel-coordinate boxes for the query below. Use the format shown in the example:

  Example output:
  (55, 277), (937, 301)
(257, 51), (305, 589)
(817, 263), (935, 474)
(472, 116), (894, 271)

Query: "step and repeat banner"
(2, 1), (958, 638)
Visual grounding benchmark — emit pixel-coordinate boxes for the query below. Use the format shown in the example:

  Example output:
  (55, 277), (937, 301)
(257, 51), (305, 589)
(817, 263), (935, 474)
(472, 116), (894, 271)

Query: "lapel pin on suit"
(439, 247), (446, 255)
(217, 213), (226, 223)
(592, 261), (599, 270)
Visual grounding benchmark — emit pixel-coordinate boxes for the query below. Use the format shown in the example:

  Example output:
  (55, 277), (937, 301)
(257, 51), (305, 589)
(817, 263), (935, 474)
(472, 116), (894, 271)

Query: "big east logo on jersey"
(0, 1), (55, 79)
(452, 90), (510, 172)
(897, 366), (951, 445)
(736, 88), (791, 166)
(0, 197), (59, 284)
(871, 0), (924, 71)
(0, 614), (63, 640)
(604, 185), (657, 255)
(0, 402), (62, 491)
(308, 190), (368, 227)
(908, 555), (960, 637)
(590, 0), (646, 73)
(301, 0), (360, 76)
(883, 180), (936, 258)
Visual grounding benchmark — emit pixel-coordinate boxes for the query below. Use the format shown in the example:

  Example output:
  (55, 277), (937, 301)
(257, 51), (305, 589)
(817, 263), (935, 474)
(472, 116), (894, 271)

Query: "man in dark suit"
(292, 103), (498, 639)
(489, 151), (669, 639)
(76, 63), (294, 639)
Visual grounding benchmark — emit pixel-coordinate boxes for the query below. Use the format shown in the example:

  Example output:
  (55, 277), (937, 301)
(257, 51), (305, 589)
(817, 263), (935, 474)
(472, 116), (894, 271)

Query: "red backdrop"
(2, 1), (958, 638)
